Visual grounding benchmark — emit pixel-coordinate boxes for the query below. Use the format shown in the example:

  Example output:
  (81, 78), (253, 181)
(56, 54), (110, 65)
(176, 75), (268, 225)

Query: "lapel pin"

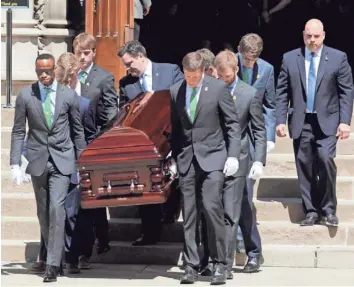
(233, 96), (236, 100)
(205, 87), (208, 92)
(325, 56), (328, 61)
(156, 73), (159, 76)
(87, 82), (90, 86)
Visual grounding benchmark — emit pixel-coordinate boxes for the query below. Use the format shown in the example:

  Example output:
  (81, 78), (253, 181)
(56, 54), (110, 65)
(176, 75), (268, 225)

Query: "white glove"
(223, 157), (239, 177)
(11, 165), (23, 185)
(266, 141), (275, 153)
(20, 155), (31, 183)
(248, 161), (264, 180)
(169, 158), (178, 177)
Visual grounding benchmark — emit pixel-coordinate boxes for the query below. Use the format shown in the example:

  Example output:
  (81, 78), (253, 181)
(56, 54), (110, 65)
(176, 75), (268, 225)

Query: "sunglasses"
(36, 68), (54, 76)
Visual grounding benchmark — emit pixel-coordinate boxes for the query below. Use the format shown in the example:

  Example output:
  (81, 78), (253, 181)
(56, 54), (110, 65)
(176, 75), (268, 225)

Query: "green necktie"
(79, 70), (88, 84)
(189, 87), (197, 121)
(242, 68), (249, 84)
(43, 87), (53, 128)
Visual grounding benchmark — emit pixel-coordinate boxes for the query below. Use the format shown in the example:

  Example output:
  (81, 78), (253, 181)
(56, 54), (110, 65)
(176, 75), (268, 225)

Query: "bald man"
(276, 19), (353, 227)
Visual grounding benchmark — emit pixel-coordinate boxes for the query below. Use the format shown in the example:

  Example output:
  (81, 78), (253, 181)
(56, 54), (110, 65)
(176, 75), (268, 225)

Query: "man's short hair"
(239, 33), (263, 57)
(55, 52), (80, 85)
(215, 50), (238, 71)
(197, 48), (216, 69)
(73, 32), (97, 51)
(182, 52), (204, 71)
(35, 53), (55, 65)
(117, 40), (147, 58)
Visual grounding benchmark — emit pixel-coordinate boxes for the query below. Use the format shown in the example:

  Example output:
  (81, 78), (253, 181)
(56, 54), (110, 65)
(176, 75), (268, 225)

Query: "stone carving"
(33, 0), (47, 52)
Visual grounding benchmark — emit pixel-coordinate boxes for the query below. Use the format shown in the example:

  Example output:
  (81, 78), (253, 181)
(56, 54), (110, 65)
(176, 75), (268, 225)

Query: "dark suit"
(170, 75), (241, 269)
(82, 63), (118, 130)
(223, 80), (266, 269)
(237, 54), (276, 259)
(10, 82), (86, 267)
(276, 45), (353, 216)
(81, 65), (118, 250)
(119, 61), (184, 242)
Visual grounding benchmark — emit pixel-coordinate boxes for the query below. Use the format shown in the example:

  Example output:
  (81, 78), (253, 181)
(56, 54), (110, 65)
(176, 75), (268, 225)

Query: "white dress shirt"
(185, 74), (204, 117)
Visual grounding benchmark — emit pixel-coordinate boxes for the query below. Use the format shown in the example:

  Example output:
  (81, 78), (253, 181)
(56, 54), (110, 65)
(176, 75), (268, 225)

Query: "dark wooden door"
(85, 0), (134, 82)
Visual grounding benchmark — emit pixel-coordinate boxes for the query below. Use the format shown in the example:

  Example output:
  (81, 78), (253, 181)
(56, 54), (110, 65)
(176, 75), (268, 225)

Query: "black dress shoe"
(43, 265), (63, 283)
(132, 236), (158, 246)
(211, 265), (227, 285)
(226, 270), (233, 280)
(324, 214), (339, 227)
(66, 263), (81, 274)
(300, 213), (319, 226)
(243, 255), (264, 273)
(199, 265), (212, 276)
(28, 261), (46, 274)
(180, 267), (198, 284)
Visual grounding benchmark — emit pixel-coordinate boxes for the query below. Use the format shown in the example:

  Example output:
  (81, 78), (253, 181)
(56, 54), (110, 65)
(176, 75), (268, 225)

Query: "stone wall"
(1, 0), (76, 95)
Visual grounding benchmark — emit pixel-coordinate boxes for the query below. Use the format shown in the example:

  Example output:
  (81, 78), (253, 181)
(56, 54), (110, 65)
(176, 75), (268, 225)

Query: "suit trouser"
(139, 204), (162, 241)
(223, 176), (246, 270)
(37, 185), (94, 263)
(238, 179), (262, 257)
(237, 144), (263, 258)
(31, 160), (70, 267)
(293, 114), (337, 216)
(134, 19), (142, 41)
(180, 159), (226, 269)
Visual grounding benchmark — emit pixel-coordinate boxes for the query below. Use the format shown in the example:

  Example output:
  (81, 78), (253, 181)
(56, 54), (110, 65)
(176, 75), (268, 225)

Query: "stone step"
(2, 149), (354, 177)
(2, 240), (354, 269)
(2, 173), (353, 201)
(265, 154), (354, 177)
(2, 217), (354, 246)
(255, 198), (354, 223)
(255, 176), (354, 200)
(3, 190), (354, 223)
(272, 134), (354, 155)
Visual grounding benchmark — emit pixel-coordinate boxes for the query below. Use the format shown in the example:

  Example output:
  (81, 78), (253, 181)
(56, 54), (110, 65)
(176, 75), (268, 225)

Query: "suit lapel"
(152, 62), (159, 91)
(194, 76), (210, 121)
(237, 55), (243, 80)
(31, 82), (49, 130)
(83, 63), (97, 94)
(50, 84), (65, 130)
(251, 62), (258, 85)
(315, 46), (327, 93)
(176, 81), (191, 123)
(297, 48), (306, 91)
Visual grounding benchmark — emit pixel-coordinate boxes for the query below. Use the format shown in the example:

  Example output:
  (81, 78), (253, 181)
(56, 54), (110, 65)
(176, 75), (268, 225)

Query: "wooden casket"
(77, 90), (175, 209)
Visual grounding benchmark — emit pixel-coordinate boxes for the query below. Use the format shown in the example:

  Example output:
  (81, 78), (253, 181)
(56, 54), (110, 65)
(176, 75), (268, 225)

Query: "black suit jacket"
(119, 62), (184, 108)
(170, 75), (241, 175)
(81, 63), (118, 130)
(276, 45), (354, 139)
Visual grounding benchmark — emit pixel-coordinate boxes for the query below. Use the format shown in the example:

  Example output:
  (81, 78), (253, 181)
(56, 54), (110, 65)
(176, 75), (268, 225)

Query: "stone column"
(41, 0), (75, 60)
(1, 0), (39, 88)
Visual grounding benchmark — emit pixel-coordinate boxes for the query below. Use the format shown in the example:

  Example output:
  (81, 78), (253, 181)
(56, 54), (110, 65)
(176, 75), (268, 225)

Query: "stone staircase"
(2, 102), (354, 268)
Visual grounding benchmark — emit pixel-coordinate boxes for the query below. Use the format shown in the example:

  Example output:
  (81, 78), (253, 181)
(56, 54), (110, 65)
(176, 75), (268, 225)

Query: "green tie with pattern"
(43, 87), (53, 128)
(79, 70), (88, 84)
(189, 87), (197, 122)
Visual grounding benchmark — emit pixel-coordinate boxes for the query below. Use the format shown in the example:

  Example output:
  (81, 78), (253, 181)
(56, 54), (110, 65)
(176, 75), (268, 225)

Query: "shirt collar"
(79, 62), (94, 75)
(142, 60), (152, 77)
(38, 79), (58, 92)
(305, 45), (323, 58)
(228, 76), (238, 91)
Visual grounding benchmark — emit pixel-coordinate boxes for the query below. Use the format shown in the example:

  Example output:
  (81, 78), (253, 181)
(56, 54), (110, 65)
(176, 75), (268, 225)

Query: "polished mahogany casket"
(77, 90), (175, 209)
